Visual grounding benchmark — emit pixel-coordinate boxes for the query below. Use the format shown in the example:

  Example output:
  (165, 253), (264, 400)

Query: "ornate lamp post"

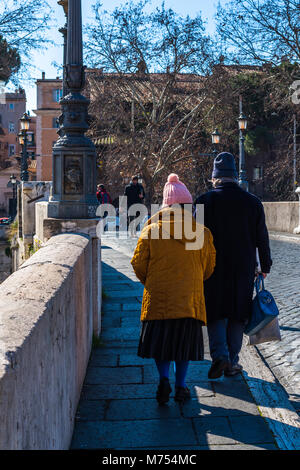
(8, 174), (18, 218)
(238, 102), (249, 191)
(18, 112), (31, 182)
(48, 0), (98, 219)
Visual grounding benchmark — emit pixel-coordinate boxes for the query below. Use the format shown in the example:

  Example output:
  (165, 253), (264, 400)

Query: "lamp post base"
(47, 200), (99, 219)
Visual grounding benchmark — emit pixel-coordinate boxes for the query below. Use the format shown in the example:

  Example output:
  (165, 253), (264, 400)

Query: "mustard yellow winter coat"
(131, 206), (216, 324)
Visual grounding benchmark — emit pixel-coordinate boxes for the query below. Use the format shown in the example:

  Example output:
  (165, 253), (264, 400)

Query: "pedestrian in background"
(131, 174), (216, 404)
(96, 184), (112, 205)
(195, 152), (272, 379)
(124, 176), (146, 237)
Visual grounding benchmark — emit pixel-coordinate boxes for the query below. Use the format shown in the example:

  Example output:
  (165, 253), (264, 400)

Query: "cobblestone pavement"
(258, 235), (300, 413)
(71, 240), (280, 450)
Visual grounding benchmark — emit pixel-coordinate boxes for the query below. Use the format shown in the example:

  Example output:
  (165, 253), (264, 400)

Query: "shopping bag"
(244, 274), (279, 336)
(248, 317), (281, 345)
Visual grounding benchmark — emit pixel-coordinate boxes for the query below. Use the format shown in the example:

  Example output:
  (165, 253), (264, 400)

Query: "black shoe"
(224, 363), (243, 377)
(174, 386), (191, 403)
(208, 357), (230, 379)
(156, 378), (172, 405)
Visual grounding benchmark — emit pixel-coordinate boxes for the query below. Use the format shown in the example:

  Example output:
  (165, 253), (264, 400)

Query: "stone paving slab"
(89, 353), (119, 367)
(85, 366), (143, 385)
(101, 326), (141, 342)
(106, 398), (182, 421)
(228, 415), (275, 444)
(182, 394), (260, 418)
(71, 240), (280, 450)
(72, 418), (198, 449)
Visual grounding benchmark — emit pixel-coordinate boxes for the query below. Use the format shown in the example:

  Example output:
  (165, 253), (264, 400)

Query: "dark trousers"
(207, 319), (246, 366)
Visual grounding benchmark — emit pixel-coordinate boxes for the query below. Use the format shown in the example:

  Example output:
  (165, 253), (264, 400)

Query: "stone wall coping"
(0, 233), (90, 378)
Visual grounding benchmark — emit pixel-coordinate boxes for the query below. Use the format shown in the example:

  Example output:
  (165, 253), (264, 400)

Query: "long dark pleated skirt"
(138, 318), (204, 361)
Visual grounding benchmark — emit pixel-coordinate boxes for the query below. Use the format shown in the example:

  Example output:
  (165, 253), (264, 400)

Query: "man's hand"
(256, 272), (267, 279)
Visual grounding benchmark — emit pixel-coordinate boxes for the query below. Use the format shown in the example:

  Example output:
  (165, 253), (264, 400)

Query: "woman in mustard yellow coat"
(131, 174), (216, 404)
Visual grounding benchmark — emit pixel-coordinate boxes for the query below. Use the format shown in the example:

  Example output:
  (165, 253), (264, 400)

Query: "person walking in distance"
(124, 176), (145, 237)
(96, 184), (112, 205)
(131, 174), (216, 404)
(195, 152), (272, 379)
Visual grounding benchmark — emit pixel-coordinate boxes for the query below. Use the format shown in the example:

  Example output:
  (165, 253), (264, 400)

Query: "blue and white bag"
(244, 274), (279, 336)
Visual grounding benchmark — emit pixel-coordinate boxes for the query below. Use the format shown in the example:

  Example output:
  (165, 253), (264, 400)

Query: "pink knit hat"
(162, 174), (193, 207)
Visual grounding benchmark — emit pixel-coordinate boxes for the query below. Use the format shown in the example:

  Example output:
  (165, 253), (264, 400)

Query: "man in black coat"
(195, 152), (272, 378)
(124, 176), (146, 236)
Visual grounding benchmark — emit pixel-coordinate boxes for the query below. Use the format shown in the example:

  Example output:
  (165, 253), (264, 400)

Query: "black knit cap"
(212, 152), (238, 179)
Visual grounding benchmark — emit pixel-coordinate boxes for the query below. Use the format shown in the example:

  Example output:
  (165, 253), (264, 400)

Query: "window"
(52, 117), (59, 128)
(9, 144), (15, 156)
(9, 103), (14, 111)
(253, 166), (263, 181)
(9, 122), (15, 133)
(28, 151), (36, 160)
(53, 89), (63, 103)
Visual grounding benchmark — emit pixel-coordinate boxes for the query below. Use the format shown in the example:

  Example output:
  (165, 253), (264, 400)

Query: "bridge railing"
(0, 232), (101, 450)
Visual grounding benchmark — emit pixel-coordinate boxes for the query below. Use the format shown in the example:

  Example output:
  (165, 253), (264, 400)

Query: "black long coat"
(195, 183), (272, 324)
(124, 182), (145, 208)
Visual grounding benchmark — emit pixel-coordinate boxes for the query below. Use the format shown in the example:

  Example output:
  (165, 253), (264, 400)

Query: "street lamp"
(198, 129), (221, 157)
(238, 113), (248, 132)
(211, 128), (221, 156)
(237, 109), (249, 191)
(211, 128), (221, 146)
(9, 174), (18, 219)
(19, 112), (31, 182)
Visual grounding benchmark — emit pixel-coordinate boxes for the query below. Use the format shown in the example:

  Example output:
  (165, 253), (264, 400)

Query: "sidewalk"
(70, 241), (299, 450)
(259, 233), (300, 415)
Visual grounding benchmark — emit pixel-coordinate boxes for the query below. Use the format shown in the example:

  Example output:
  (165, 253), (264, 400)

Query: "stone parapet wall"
(0, 233), (101, 449)
(263, 202), (299, 234)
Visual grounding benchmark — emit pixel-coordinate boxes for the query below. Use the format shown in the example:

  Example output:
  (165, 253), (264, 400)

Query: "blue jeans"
(207, 319), (245, 366)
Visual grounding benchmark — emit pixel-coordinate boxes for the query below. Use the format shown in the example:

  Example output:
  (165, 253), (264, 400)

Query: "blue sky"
(24, 0), (224, 113)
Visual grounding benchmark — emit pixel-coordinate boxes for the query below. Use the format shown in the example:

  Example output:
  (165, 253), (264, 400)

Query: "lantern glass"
(18, 133), (24, 145)
(212, 128), (221, 145)
(20, 113), (31, 131)
(238, 113), (248, 131)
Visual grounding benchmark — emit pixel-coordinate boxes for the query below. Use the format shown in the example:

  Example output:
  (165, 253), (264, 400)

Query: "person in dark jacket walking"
(124, 176), (146, 236)
(195, 152), (272, 379)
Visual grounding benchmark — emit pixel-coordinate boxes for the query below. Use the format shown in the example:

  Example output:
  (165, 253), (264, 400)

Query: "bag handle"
(255, 273), (265, 294)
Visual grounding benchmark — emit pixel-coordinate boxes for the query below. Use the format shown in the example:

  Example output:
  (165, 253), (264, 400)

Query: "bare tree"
(0, 0), (53, 82)
(85, 1), (218, 203)
(216, 0), (300, 65)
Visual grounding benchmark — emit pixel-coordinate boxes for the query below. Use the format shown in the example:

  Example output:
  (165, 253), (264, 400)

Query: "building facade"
(34, 73), (62, 182)
(0, 88), (26, 216)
